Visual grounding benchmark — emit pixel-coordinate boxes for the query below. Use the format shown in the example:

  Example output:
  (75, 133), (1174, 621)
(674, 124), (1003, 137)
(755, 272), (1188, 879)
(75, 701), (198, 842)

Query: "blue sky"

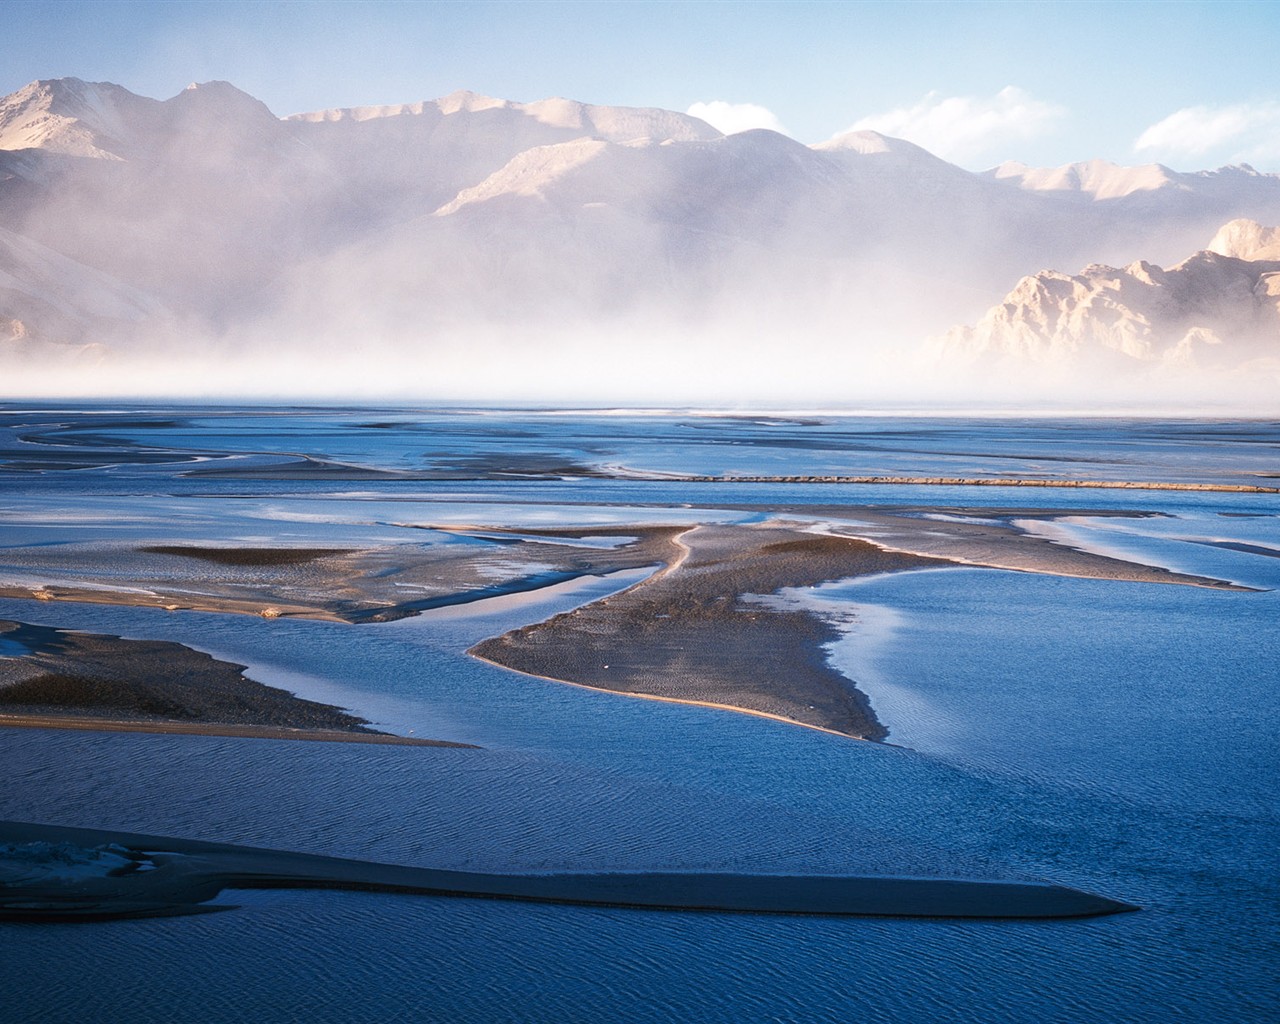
(6, 0), (1279, 170)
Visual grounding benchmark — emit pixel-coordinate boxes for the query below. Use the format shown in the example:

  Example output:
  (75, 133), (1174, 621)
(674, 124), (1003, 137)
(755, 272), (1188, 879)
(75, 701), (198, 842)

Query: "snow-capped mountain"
(3, 77), (1280, 401)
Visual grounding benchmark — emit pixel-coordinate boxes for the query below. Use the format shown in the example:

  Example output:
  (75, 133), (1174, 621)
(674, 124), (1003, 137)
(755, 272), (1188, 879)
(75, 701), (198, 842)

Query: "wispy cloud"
(686, 100), (787, 136)
(1134, 102), (1280, 166)
(842, 87), (1065, 165)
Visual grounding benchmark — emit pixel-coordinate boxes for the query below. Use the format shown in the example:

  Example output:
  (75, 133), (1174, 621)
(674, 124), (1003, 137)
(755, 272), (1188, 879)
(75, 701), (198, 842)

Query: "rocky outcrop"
(941, 224), (1280, 372)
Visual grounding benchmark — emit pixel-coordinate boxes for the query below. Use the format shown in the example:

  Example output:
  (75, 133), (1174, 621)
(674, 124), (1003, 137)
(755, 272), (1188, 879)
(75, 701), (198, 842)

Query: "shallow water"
(1, 406), (1278, 1022)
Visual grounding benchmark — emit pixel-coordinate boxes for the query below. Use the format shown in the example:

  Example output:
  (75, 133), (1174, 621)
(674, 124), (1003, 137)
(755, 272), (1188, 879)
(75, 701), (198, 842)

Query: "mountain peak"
(814, 129), (917, 156)
(165, 80), (278, 123)
(1208, 218), (1280, 261)
(0, 77), (150, 158)
(516, 95), (720, 143)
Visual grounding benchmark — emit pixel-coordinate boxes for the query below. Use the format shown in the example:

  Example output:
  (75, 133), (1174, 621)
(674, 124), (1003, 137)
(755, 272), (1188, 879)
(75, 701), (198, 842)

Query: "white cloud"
(1134, 102), (1280, 165)
(686, 100), (787, 137)
(842, 87), (1065, 165)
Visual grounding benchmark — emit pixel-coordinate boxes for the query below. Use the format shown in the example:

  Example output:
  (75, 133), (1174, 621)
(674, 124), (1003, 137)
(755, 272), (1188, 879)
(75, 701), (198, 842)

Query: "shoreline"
(468, 649), (870, 742)
(470, 526), (954, 740)
(0, 713), (473, 746)
(0, 618), (464, 746)
(0, 511), (1253, 744)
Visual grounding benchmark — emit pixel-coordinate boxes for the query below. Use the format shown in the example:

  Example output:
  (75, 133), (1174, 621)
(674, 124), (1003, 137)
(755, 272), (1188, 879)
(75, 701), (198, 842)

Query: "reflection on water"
(2, 407), (1278, 1023)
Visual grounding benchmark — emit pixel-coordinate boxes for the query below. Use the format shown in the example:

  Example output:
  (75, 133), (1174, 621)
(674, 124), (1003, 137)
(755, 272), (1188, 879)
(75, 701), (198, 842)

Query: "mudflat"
(0, 510), (1248, 743)
(0, 619), (468, 746)
(0, 528), (686, 623)
(472, 524), (952, 739)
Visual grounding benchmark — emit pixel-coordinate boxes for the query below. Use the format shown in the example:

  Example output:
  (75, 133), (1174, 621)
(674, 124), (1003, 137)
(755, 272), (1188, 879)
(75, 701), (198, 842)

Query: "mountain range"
(2, 77), (1279, 403)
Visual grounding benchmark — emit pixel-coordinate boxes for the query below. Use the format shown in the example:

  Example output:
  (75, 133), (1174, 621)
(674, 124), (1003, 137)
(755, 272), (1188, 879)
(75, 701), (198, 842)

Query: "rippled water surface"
(1, 406), (1277, 1023)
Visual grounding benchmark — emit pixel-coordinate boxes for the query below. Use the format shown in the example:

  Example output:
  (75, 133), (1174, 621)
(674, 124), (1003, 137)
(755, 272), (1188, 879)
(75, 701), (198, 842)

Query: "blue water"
(1, 407), (1277, 1022)
(0, 636), (30, 657)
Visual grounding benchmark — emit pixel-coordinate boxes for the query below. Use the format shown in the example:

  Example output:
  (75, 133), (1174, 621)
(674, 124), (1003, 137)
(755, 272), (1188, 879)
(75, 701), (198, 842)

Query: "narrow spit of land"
(0, 820), (1139, 922)
(0, 620), (470, 747)
(469, 510), (1256, 740)
(472, 524), (953, 740)
(656, 475), (1280, 494)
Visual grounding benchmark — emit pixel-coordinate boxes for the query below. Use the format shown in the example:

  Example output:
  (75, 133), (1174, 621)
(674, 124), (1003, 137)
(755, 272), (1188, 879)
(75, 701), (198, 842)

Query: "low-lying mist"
(3, 77), (1279, 413)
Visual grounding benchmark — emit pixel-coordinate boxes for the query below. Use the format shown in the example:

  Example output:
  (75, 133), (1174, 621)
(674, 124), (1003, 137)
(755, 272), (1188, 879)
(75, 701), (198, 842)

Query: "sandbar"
(472, 525), (952, 740)
(0, 619), (468, 747)
(0, 820), (1138, 922)
(0, 527), (686, 623)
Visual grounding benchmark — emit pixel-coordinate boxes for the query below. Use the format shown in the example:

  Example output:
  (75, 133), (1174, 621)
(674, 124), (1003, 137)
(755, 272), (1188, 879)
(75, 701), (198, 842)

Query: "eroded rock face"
(941, 224), (1280, 372)
(1209, 218), (1280, 261)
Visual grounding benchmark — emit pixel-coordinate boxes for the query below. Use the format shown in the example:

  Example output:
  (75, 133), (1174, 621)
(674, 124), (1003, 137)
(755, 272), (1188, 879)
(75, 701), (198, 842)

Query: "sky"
(4, 0), (1280, 172)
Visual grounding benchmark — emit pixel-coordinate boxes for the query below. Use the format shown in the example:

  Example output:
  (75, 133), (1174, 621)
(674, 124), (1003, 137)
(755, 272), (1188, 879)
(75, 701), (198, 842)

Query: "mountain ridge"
(3, 76), (1279, 403)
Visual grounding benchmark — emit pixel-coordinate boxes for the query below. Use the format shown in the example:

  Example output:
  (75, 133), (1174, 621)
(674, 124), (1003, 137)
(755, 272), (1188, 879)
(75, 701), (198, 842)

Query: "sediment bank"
(0, 820), (1139, 922)
(0, 619), (463, 745)
(472, 525), (953, 740)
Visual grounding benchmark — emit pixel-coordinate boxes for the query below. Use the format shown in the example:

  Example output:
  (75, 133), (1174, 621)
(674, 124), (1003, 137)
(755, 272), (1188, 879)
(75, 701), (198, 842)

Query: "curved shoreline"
(469, 527), (954, 740)
(468, 649), (865, 743)
(0, 619), (466, 746)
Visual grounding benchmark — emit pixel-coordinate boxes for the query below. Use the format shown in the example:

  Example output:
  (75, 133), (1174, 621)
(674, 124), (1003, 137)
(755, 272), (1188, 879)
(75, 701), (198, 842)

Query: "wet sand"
(766, 505), (1254, 591)
(0, 619), (465, 745)
(0, 820), (1138, 922)
(472, 525), (953, 739)
(0, 528), (686, 623)
(468, 507), (1252, 739)
(0, 510), (1250, 744)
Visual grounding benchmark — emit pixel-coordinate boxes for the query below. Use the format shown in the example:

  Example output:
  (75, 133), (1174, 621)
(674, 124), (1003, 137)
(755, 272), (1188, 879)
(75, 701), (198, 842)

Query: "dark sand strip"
(0, 620), (458, 745)
(137, 546), (354, 566)
(182, 452), (611, 480)
(472, 525), (954, 740)
(0, 821), (1138, 922)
